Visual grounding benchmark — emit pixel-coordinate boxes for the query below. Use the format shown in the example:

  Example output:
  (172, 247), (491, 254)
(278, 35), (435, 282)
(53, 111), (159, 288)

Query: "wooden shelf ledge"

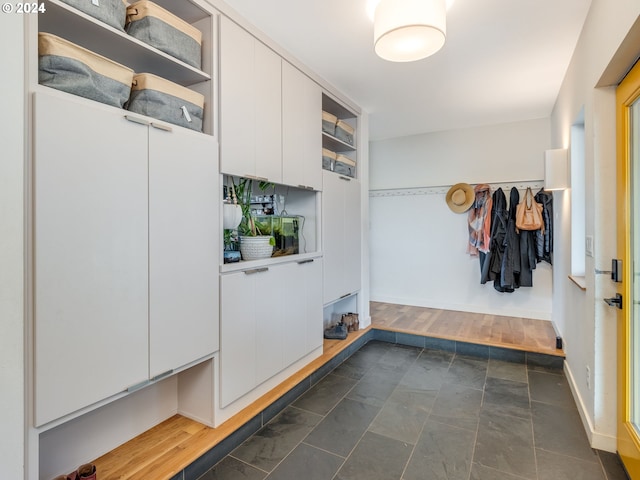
(92, 327), (371, 480)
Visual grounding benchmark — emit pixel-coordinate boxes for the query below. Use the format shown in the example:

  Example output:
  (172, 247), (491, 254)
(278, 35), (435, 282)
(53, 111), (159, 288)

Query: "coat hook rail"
(369, 180), (545, 198)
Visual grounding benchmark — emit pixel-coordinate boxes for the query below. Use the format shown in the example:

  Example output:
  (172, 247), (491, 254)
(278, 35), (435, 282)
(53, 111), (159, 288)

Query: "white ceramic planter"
(239, 235), (273, 260)
(222, 203), (243, 230)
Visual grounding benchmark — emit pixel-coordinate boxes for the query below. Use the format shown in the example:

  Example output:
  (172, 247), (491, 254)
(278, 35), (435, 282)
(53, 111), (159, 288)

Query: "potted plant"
(233, 177), (275, 261)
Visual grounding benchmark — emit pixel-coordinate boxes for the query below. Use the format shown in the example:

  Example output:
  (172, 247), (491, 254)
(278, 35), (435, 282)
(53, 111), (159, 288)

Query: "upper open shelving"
(39, 0), (211, 86)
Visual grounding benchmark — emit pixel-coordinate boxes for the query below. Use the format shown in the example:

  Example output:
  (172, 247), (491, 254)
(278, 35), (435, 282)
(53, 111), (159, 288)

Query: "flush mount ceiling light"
(372, 0), (448, 62)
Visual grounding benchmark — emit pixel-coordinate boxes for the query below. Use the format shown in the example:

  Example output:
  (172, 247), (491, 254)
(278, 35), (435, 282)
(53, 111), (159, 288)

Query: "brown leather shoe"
(77, 464), (96, 480)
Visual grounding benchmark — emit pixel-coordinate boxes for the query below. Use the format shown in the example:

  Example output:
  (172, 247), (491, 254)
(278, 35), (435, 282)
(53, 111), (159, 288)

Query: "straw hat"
(445, 183), (475, 213)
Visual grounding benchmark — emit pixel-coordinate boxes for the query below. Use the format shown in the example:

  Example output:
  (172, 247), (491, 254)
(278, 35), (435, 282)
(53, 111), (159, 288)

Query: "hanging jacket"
(480, 188), (507, 288)
(500, 187), (521, 292)
(534, 189), (553, 264)
(468, 184), (493, 255)
(519, 229), (537, 287)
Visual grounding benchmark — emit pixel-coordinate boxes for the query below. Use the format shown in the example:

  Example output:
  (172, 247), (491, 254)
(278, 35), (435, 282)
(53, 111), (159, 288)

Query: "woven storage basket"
(322, 111), (337, 136)
(60, 0), (127, 30)
(126, 0), (202, 69)
(38, 32), (134, 108)
(335, 119), (355, 145)
(322, 148), (336, 171)
(126, 73), (204, 131)
(240, 236), (273, 261)
(335, 154), (356, 177)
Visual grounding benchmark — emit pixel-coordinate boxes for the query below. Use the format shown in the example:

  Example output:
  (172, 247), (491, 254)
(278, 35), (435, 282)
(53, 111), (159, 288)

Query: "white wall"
(369, 118), (553, 319)
(0, 13), (26, 480)
(550, 0), (640, 452)
(370, 118), (550, 190)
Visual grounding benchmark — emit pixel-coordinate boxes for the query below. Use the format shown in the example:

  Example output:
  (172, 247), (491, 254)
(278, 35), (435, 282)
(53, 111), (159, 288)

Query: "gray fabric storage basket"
(38, 33), (133, 108)
(334, 154), (356, 177)
(322, 148), (336, 171)
(335, 120), (355, 146)
(60, 0), (126, 31)
(126, 73), (204, 132)
(322, 111), (337, 136)
(126, 1), (202, 69)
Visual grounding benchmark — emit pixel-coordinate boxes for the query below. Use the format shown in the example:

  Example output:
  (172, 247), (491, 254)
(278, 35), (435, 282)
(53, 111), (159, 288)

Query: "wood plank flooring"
(370, 301), (564, 356)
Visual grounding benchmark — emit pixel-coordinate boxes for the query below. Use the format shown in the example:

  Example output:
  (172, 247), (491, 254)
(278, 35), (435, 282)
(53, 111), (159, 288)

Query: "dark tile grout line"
(175, 328), (569, 480)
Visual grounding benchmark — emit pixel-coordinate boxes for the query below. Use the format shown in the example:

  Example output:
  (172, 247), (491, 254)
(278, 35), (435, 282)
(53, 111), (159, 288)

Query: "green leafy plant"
(223, 228), (238, 251)
(232, 177), (276, 246)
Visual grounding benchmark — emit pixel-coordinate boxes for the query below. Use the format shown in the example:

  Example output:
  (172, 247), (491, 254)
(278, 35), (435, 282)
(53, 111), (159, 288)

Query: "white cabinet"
(220, 266), (282, 407)
(219, 258), (323, 407)
(219, 268), (259, 407)
(322, 171), (362, 305)
(282, 61), (323, 191)
(220, 16), (282, 182)
(220, 19), (322, 191)
(34, 93), (150, 426)
(282, 259), (324, 364)
(33, 92), (220, 426)
(148, 127), (219, 378)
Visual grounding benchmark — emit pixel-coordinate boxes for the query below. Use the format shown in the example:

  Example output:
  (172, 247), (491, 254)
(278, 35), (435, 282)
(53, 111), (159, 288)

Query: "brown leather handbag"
(515, 187), (544, 233)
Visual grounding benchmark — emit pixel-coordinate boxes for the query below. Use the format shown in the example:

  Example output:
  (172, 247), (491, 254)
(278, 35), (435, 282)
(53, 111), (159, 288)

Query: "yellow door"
(617, 59), (640, 478)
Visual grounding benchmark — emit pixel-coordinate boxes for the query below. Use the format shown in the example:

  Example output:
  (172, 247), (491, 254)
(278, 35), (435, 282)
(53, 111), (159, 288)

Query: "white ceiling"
(220, 0), (593, 141)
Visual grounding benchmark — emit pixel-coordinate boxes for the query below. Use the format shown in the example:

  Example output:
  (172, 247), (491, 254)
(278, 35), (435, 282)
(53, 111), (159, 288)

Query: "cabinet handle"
(244, 174), (269, 182)
(150, 122), (173, 132)
(339, 293), (351, 299)
(298, 185), (315, 191)
(338, 176), (352, 182)
(151, 369), (174, 382)
(126, 379), (150, 393)
(297, 259), (314, 265)
(244, 267), (269, 275)
(124, 115), (149, 126)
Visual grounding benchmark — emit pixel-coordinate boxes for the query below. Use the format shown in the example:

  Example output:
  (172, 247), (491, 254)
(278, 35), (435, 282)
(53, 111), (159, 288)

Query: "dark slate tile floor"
(198, 341), (628, 480)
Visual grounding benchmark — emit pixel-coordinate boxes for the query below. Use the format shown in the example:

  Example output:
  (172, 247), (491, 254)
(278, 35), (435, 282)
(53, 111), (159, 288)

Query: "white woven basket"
(240, 236), (273, 260)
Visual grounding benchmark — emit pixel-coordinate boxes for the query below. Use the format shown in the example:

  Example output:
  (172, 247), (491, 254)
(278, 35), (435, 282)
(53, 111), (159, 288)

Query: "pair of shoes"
(324, 322), (348, 340)
(342, 313), (360, 332)
(52, 463), (96, 480)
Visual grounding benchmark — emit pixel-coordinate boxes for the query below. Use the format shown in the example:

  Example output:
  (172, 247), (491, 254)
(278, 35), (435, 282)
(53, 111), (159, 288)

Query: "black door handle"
(604, 293), (623, 309)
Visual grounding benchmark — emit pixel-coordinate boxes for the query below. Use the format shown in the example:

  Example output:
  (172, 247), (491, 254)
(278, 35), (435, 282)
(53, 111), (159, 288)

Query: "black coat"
(534, 189), (553, 264)
(500, 187), (521, 291)
(480, 188), (507, 289)
(481, 187), (537, 291)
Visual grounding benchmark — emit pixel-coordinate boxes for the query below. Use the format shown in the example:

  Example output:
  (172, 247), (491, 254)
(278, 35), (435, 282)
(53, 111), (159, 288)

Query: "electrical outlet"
(585, 235), (594, 257)
(586, 365), (591, 389)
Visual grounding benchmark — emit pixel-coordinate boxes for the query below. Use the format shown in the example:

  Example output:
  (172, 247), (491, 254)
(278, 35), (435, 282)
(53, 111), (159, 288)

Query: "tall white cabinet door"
(283, 259), (323, 365)
(255, 267), (285, 385)
(342, 178), (362, 295)
(254, 41), (282, 183)
(220, 16), (254, 177)
(148, 127), (220, 378)
(282, 61), (322, 190)
(282, 262), (307, 365)
(305, 259), (324, 352)
(322, 171), (346, 304)
(33, 93), (149, 426)
(220, 271), (256, 407)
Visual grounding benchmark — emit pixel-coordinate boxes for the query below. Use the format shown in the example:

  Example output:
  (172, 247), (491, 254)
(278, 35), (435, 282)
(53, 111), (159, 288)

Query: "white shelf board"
(322, 132), (356, 153)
